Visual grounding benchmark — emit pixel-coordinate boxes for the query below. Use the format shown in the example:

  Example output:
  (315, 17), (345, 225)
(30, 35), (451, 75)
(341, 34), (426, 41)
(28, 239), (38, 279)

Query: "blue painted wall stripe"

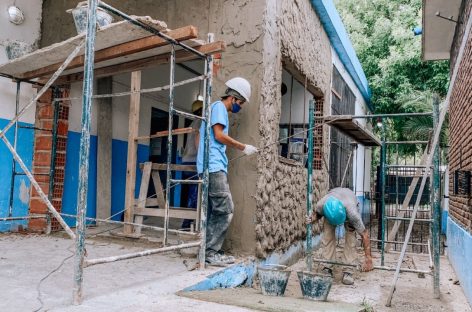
(447, 217), (472, 305)
(310, 0), (372, 110)
(62, 131), (149, 226)
(0, 118), (34, 232)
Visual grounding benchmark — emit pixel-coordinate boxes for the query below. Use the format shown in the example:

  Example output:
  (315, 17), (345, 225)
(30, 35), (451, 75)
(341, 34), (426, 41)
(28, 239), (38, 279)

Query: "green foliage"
(334, 0), (450, 151)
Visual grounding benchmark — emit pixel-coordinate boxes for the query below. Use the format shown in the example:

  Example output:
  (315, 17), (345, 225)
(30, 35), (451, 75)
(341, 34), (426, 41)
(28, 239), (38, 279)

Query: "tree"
(334, 0), (449, 149)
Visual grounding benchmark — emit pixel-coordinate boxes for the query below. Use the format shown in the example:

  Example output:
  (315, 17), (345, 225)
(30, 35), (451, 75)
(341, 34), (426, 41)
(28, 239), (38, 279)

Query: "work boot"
(217, 251), (235, 264)
(342, 272), (354, 285)
(205, 253), (234, 267)
(321, 267), (333, 277)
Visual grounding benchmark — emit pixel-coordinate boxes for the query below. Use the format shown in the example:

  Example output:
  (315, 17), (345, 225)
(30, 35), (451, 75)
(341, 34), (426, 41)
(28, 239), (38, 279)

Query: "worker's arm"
(194, 130), (200, 150)
(360, 229), (373, 272)
(213, 123), (245, 151)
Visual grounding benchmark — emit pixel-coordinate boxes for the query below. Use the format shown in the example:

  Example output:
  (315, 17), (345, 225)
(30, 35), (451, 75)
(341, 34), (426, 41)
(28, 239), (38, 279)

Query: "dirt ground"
(281, 247), (471, 312)
(1, 228), (470, 312)
(179, 248), (471, 312)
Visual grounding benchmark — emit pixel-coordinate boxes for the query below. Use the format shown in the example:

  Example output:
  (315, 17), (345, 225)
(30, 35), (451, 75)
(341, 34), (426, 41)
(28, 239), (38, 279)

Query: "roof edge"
(310, 0), (373, 111)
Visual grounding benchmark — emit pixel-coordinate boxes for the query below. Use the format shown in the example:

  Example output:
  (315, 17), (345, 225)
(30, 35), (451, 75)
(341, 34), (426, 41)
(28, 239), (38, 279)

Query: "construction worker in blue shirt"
(197, 77), (258, 266)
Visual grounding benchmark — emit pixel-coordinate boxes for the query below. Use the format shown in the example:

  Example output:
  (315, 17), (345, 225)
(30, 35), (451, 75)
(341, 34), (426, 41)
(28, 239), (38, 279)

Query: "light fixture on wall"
(376, 117), (383, 128)
(7, 5), (25, 25)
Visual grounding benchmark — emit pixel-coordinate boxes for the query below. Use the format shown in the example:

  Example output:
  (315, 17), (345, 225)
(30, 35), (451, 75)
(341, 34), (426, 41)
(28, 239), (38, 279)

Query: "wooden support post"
(96, 77), (113, 220)
(123, 71), (141, 235)
(152, 171), (167, 209)
(134, 162), (152, 236)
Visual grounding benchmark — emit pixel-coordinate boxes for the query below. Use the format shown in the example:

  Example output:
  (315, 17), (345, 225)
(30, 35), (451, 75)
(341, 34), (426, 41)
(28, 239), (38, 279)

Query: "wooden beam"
(135, 207), (198, 220)
(134, 162), (152, 236)
(151, 171), (166, 209)
(48, 41), (226, 85)
(139, 163), (197, 172)
(135, 127), (194, 141)
(123, 71), (141, 235)
(21, 26), (198, 80)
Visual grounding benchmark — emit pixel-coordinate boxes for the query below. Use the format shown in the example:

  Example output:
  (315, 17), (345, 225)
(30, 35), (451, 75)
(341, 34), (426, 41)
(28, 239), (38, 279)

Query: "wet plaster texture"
(254, 0), (331, 258)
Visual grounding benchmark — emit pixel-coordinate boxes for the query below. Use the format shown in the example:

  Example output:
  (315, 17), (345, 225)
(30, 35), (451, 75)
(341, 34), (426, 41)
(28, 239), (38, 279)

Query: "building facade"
(0, 0), (371, 260)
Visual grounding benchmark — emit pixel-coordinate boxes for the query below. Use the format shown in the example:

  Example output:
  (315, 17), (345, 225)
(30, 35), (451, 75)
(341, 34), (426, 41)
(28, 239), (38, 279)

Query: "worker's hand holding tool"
(305, 213), (314, 224)
(243, 144), (258, 155)
(361, 256), (374, 272)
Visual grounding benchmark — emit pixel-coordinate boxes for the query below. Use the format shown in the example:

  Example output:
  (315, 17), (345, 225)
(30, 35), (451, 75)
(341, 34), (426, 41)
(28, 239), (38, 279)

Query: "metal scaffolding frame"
(0, 0), (215, 305)
(311, 108), (443, 305)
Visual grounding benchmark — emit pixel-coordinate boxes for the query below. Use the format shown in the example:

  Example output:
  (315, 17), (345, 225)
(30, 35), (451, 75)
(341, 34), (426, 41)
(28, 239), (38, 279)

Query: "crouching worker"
(306, 187), (373, 285)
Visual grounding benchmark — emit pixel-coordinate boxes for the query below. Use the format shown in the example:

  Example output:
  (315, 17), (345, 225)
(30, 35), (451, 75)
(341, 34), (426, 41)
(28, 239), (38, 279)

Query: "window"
(453, 170), (471, 197)
(329, 66), (356, 188)
(278, 68), (322, 169)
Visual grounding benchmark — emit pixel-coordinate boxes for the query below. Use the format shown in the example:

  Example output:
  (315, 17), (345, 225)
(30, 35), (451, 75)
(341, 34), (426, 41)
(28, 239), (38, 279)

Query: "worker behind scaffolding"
(181, 99), (203, 230)
(307, 187), (374, 285)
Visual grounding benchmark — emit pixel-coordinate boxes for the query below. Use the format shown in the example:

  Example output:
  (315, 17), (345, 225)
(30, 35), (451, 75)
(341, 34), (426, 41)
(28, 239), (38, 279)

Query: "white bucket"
(67, 1), (113, 35)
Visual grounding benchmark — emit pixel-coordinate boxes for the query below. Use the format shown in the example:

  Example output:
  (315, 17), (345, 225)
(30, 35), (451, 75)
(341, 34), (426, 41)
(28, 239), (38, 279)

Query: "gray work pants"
(205, 171), (234, 255)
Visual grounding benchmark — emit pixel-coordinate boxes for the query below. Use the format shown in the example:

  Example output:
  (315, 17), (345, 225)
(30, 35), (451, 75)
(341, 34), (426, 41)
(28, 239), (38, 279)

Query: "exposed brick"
(37, 105), (54, 119)
(29, 198), (48, 214)
(35, 135), (52, 151)
(31, 182), (50, 198)
(449, 14), (472, 236)
(57, 120), (69, 136)
(33, 152), (52, 167)
(29, 86), (70, 233)
(28, 218), (47, 233)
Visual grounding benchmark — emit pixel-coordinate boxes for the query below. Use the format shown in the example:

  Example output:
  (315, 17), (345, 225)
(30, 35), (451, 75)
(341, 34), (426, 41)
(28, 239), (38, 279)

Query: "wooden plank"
(135, 127), (194, 141)
(135, 207), (198, 219)
(134, 162), (152, 236)
(325, 117), (381, 146)
(48, 41), (226, 85)
(139, 163), (197, 172)
(123, 71), (141, 235)
(151, 171), (166, 209)
(21, 26), (198, 80)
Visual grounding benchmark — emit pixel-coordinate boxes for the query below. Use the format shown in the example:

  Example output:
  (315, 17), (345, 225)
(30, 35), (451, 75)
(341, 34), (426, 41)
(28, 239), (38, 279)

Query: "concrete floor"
(1, 230), (471, 312)
(0, 232), (250, 312)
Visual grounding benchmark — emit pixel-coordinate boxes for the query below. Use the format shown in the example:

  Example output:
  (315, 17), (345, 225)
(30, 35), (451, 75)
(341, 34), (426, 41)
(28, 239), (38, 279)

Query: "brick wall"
(28, 88), (70, 232)
(451, 0), (472, 72)
(448, 9), (472, 232)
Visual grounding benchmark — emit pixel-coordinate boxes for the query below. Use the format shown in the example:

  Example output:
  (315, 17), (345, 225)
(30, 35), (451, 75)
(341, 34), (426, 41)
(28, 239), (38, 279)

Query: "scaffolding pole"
(198, 33), (214, 269)
(380, 118), (386, 266)
(73, 0), (98, 305)
(163, 44), (176, 246)
(306, 100), (315, 271)
(432, 95), (440, 298)
(7, 81), (21, 218)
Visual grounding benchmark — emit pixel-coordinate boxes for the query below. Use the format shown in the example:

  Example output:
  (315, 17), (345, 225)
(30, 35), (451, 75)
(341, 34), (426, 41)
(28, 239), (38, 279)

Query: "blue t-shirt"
(197, 101), (229, 174)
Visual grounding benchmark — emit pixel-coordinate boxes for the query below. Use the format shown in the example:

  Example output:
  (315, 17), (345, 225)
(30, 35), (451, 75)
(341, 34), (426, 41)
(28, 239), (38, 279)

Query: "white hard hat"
(225, 77), (251, 103)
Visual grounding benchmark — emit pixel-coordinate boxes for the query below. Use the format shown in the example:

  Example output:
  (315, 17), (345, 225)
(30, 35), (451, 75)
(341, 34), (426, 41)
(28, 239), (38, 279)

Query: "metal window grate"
(453, 170), (471, 196)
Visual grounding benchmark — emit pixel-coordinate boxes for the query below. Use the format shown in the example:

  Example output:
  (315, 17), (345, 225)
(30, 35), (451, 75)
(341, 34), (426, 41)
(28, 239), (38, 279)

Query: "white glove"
(243, 144), (258, 155)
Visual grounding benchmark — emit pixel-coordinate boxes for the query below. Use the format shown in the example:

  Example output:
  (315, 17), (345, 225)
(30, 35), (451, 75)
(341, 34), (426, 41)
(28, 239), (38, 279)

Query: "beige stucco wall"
(254, 0), (331, 258)
(40, 0), (332, 257)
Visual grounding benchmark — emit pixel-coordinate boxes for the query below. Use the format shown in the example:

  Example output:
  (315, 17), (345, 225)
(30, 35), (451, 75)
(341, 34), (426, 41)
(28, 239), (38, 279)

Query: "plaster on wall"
(254, 0), (332, 258)
(0, 0), (42, 123)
